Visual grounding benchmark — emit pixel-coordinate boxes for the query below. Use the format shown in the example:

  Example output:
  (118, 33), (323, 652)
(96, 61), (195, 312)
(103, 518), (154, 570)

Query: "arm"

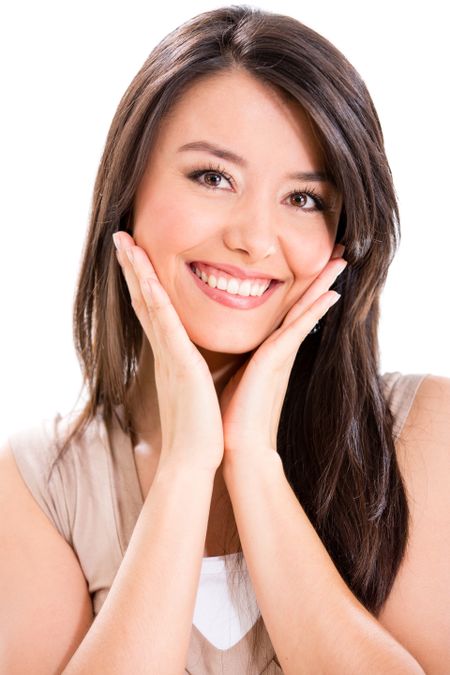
(377, 374), (450, 673)
(0, 442), (95, 675)
(64, 462), (214, 674)
(221, 254), (442, 675)
(63, 232), (226, 673)
(224, 452), (425, 675)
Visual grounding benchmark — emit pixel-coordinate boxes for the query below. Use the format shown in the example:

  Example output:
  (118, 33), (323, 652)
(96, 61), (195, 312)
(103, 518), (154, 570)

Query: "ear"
(330, 242), (346, 259)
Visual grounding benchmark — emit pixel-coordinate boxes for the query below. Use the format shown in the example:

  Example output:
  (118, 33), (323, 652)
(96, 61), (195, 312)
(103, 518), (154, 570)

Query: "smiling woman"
(1, 4), (448, 675)
(128, 69), (343, 354)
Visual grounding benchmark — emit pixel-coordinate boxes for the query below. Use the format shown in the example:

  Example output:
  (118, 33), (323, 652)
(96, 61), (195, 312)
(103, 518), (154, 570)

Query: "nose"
(222, 195), (279, 261)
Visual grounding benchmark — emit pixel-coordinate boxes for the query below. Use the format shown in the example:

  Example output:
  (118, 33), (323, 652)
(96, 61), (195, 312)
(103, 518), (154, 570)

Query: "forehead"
(154, 69), (325, 168)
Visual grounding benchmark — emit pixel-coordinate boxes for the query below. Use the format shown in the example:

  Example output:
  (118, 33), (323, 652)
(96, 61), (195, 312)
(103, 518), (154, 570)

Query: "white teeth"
(227, 278), (240, 295)
(237, 280), (252, 297)
(193, 265), (270, 297)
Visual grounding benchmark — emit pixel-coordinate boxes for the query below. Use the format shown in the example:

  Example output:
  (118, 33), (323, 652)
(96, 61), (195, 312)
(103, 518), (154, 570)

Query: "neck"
(197, 344), (249, 397)
(127, 340), (249, 437)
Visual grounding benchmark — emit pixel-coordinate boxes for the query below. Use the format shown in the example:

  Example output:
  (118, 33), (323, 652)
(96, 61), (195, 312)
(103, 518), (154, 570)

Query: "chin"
(187, 325), (264, 355)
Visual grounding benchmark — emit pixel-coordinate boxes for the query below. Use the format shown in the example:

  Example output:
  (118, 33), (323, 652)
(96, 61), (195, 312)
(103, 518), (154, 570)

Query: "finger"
(279, 258), (346, 331)
(114, 231), (158, 281)
(114, 236), (149, 319)
(122, 244), (201, 364)
(113, 232), (159, 312)
(113, 231), (138, 259)
(298, 258), (346, 310)
(113, 232), (180, 353)
(266, 291), (341, 369)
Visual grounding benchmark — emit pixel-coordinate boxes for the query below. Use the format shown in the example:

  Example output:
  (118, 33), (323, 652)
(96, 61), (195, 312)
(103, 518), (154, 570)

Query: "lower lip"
(186, 264), (282, 309)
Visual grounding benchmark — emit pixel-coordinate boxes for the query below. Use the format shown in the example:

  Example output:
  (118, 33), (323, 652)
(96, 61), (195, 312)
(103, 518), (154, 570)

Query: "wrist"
(223, 446), (282, 483)
(155, 455), (218, 485)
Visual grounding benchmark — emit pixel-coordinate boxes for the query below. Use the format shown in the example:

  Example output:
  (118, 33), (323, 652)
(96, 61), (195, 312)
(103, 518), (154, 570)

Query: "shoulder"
(380, 371), (429, 440)
(403, 372), (450, 432)
(5, 408), (108, 545)
(7, 407), (109, 471)
(395, 373), (450, 484)
(378, 373), (450, 671)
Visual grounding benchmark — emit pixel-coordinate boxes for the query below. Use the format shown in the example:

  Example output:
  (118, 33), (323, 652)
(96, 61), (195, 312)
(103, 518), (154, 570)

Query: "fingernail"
(112, 233), (121, 250)
(336, 261), (348, 276)
(126, 248), (134, 264)
(328, 292), (341, 307)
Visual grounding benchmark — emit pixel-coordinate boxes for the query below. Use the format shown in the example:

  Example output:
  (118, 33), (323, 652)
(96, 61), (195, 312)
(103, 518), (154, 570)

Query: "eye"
(287, 189), (327, 212)
(187, 163), (233, 190)
(186, 164), (332, 213)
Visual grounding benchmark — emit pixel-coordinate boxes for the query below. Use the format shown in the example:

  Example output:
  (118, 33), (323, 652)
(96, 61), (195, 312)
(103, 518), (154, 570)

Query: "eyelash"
(186, 162), (330, 212)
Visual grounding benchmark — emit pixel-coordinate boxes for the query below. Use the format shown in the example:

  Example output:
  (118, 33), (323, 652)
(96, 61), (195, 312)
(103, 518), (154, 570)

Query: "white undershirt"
(193, 553), (260, 650)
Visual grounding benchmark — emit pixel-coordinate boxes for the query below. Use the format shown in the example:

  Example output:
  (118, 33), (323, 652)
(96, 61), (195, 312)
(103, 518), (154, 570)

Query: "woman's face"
(132, 68), (343, 354)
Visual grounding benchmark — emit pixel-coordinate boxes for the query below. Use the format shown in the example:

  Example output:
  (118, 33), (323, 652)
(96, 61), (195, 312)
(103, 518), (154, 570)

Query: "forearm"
(224, 452), (425, 675)
(64, 461), (215, 675)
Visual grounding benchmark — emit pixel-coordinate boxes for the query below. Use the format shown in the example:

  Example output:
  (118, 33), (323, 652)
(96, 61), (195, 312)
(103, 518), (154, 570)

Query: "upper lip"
(190, 260), (280, 281)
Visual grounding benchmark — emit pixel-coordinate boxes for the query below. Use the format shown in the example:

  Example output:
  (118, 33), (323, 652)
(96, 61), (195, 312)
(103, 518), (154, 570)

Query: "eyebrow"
(177, 140), (334, 184)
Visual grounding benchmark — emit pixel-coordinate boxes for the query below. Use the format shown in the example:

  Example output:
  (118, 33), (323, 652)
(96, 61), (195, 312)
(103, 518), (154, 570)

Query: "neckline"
(188, 617), (278, 667)
(96, 408), (278, 665)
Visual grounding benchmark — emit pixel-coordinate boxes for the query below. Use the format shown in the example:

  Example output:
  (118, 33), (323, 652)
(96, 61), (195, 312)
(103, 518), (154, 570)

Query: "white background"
(1, 0), (449, 437)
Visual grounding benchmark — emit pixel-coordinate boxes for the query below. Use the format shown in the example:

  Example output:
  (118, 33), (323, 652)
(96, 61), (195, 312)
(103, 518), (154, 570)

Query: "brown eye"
(290, 193), (308, 208)
(187, 165), (234, 190)
(203, 172), (223, 187)
(288, 190), (326, 212)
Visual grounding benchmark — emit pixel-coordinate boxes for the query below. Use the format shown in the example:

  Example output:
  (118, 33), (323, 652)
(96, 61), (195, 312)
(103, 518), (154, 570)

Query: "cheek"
(287, 231), (335, 281)
(133, 193), (220, 256)
(278, 231), (335, 317)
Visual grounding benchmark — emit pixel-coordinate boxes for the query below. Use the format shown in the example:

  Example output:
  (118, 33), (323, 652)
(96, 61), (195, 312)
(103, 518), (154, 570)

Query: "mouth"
(188, 261), (279, 296)
(186, 261), (282, 310)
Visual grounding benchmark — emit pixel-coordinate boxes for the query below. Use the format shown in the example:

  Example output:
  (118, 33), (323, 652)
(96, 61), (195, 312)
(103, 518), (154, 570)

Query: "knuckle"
(131, 295), (145, 313)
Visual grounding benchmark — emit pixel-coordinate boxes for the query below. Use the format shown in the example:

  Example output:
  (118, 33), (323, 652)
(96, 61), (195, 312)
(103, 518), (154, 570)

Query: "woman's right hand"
(113, 231), (224, 475)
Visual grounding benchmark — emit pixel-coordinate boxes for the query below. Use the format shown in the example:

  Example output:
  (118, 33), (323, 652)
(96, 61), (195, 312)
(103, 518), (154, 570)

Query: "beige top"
(8, 371), (428, 674)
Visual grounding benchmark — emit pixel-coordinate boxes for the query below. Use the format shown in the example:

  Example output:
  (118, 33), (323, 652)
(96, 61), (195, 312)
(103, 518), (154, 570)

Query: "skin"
(117, 68), (346, 554)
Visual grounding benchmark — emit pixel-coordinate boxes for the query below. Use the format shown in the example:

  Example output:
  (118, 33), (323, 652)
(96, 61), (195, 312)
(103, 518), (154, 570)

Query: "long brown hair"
(58, 5), (404, 669)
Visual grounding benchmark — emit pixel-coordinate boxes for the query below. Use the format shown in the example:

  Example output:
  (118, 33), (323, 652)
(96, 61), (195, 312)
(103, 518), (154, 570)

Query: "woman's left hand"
(219, 244), (347, 469)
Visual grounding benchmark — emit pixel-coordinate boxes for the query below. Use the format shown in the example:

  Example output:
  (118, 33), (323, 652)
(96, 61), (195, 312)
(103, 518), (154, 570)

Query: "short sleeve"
(7, 409), (131, 611)
(381, 371), (429, 440)
(7, 413), (73, 545)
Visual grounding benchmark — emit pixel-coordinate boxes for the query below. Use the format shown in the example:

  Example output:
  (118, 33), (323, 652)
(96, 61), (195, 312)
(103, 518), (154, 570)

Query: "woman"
(1, 5), (448, 673)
